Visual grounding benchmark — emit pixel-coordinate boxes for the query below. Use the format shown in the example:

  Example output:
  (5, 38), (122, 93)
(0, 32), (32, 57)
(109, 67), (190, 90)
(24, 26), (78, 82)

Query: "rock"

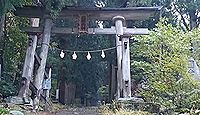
(117, 97), (160, 113)
(118, 97), (144, 103)
(9, 110), (24, 115)
(130, 97), (144, 103)
(5, 96), (33, 105)
(24, 97), (33, 106)
(5, 96), (23, 105)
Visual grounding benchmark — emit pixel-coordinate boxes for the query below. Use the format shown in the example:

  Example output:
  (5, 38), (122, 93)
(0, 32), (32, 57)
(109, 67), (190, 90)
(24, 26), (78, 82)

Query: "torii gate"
(15, 6), (161, 102)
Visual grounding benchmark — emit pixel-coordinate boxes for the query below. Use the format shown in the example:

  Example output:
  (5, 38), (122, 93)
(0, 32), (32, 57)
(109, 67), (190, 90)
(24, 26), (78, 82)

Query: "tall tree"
(171, 0), (200, 30)
(0, 0), (31, 97)
(0, 14), (5, 76)
(131, 19), (200, 113)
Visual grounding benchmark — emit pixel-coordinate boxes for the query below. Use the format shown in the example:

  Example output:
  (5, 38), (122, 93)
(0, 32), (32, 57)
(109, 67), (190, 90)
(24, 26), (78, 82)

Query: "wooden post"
(113, 16), (125, 99)
(34, 18), (52, 110)
(122, 37), (131, 98)
(59, 66), (66, 104)
(46, 68), (51, 99)
(44, 67), (51, 110)
(109, 64), (117, 101)
(18, 18), (39, 98)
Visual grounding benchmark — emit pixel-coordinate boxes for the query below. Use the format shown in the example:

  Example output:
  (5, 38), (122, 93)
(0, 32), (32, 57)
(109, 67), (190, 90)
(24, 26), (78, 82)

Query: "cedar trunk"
(0, 15), (5, 76)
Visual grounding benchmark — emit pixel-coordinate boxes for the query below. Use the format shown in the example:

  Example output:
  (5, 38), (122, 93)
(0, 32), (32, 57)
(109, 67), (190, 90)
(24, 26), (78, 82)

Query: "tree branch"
(173, 3), (190, 31)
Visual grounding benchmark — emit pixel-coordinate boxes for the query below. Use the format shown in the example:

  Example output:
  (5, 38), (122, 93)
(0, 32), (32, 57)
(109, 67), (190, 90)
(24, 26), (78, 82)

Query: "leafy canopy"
(131, 18), (200, 112)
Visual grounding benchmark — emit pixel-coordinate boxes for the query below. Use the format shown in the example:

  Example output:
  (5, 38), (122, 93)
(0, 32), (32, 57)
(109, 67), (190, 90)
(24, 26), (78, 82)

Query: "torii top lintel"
(15, 6), (162, 21)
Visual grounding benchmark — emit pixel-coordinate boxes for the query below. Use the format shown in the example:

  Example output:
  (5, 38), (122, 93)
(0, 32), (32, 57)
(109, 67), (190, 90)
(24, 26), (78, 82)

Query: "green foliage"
(100, 104), (149, 115)
(0, 14), (28, 97)
(97, 85), (109, 101)
(172, 0), (200, 30)
(174, 0), (200, 12)
(0, 79), (17, 98)
(3, 14), (28, 77)
(131, 18), (200, 112)
(129, 0), (168, 7)
(0, 0), (31, 16)
(44, 0), (70, 17)
(47, 33), (115, 101)
(107, 0), (200, 30)
(187, 29), (200, 64)
(0, 108), (8, 115)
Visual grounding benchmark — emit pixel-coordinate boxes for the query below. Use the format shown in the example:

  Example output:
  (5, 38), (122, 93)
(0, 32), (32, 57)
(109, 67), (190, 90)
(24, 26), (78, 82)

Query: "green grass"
(99, 105), (149, 115)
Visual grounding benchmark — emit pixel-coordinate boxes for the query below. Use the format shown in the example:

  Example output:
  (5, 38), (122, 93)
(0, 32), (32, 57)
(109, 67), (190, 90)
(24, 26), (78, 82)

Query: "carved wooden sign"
(78, 15), (88, 33)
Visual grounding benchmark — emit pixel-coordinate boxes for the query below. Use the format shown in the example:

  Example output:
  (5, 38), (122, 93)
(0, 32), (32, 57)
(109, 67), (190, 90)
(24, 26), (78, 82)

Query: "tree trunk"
(189, 10), (197, 30)
(0, 15), (5, 78)
(33, 18), (52, 110)
(0, 15), (4, 41)
(18, 18), (40, 98)
(189, 10), (198, 54)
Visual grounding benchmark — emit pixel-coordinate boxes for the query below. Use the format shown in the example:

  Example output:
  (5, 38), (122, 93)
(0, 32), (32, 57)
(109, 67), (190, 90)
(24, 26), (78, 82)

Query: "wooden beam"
(15, 6), (162, 20)
(34, 52), (49, 78)
(29, 81), (53, 107)
(34, 18), (53, 110)
(34, 18), (52, 91)
(110, 64), (117, 101)
(122, 37), (131, 98)
(44, 68), (51, 111)
(21, 27), (149, 35)
(18, 18), (39, 98)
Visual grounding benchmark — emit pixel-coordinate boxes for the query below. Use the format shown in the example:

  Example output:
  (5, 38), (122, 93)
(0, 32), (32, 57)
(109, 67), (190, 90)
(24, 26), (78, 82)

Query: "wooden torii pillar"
(113, 16), (124, 98)
(33, 18), (53, 109)
(113, 16), (132, 98)
(122, 36), (131, 98)
(18, 18), (39, 99)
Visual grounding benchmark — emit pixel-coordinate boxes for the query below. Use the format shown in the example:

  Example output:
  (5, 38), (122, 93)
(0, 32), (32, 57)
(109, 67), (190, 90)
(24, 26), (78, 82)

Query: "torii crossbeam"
(21, 27), (149, 35)
(15, 6), (161, 104)
(15, 6), (161, 20)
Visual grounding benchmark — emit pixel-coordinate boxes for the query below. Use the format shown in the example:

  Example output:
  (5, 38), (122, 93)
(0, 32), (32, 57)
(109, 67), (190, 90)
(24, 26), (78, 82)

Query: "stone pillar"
(113, 16), (125, 99)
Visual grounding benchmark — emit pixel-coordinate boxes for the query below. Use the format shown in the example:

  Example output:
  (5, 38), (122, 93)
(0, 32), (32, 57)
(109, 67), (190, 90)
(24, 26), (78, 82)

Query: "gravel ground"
(55, 106), (100, 115)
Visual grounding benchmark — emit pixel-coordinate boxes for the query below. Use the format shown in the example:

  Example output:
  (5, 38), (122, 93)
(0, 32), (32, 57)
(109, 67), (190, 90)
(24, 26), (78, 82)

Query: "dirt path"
(55, 106), (100, 115)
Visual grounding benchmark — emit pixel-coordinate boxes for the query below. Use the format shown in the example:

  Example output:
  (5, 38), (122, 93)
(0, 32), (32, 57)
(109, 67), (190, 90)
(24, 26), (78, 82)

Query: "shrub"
(0, 108), (8, 115)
